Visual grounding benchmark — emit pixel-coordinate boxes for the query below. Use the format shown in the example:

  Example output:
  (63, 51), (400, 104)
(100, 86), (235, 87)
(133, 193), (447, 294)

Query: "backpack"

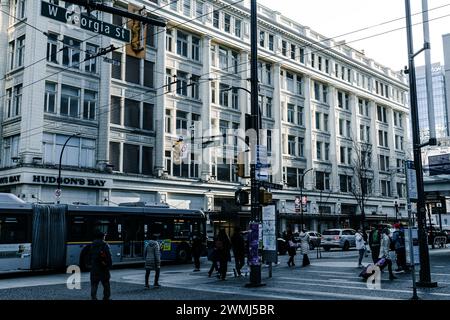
(389, 236), (395, 251)
(98, 244), (109, 268)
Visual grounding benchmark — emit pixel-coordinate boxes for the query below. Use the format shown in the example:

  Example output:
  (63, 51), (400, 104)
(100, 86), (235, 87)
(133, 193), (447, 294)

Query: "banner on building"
(126, 4), (147, 58)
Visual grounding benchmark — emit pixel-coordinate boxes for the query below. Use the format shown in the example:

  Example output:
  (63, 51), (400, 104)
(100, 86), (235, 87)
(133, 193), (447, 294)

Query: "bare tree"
(349, 139), (374, 239)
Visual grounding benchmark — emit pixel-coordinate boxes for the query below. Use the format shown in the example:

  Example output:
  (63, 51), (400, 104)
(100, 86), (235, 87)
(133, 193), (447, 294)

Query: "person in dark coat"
(90, 230), (112, 300)
(286, 229), (297, 267)
(192, 233), (203, 272)
(144, 238), (161, 288)
(231, 227), (245, 277)
(368, 225), (382, 263)
(216, 229), (231, 280)
(207, 239), (219, 278)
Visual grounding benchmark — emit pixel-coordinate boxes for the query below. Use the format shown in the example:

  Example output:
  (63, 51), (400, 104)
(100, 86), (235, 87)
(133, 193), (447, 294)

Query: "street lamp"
(394, 200), (399, 223)
(300, 168), (314, 230)
(56, 133), (80, 204)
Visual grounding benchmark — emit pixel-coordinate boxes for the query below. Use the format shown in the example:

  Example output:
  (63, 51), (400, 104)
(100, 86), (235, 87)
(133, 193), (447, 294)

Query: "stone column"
(200, 36), (212, 180)
(370, 101), (380, 195)
(329, 87), (339, 193)
(303, 76), (314, 190)
(154, 26), (167, 176)
(0, 0), (10, 155)
(272, 63), (283, 184)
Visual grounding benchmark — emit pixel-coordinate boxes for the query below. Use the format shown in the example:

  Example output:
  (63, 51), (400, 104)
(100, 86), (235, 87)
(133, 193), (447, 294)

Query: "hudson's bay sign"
(41, 1), (130, 42)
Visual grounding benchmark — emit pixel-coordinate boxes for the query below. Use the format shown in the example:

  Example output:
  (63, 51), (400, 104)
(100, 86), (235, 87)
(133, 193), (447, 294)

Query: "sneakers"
(144, 284), (150, 289)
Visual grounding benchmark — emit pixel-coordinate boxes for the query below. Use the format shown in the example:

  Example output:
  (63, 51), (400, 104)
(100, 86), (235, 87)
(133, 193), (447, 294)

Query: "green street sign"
(41, 1), (130, 42)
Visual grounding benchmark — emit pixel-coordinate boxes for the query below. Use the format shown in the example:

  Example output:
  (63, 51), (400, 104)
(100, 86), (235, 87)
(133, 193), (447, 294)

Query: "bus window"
(91, 216), (119, 241)
(173, 219), (190, 240)
(149, 220), (171, 240)
(0, 215), (28, 244)
(68, 216), (88, 242)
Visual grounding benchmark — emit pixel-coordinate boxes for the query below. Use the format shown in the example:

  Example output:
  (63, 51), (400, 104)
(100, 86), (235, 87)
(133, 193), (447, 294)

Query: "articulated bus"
(0, 194), (206, 272)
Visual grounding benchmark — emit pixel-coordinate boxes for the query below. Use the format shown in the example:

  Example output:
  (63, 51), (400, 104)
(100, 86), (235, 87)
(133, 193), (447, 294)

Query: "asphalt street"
(1, 247), (450, 300)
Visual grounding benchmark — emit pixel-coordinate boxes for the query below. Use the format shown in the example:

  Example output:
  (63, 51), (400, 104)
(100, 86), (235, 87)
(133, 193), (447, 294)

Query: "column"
(18, 0), (46, 163)
(370, 101), (380, 195)
(0, 0), (10, 154)
(388, 108), (398, 198)
(303, 76), (313, 189)
(154, 26), (167, 176)
(329, 87), (339, 193)
(272, 63), (283, 184)
(200, 36), (212, 180)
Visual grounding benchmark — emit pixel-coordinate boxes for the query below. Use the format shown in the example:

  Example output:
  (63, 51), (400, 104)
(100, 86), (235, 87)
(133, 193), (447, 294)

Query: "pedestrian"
(392, 223), (408, 272)
(286, 230), (297, 267)
(207, 239), (219, 278)
(192, 233), (203, 272)
(355, 229), (366, 268)
(216, 229), (231, 280)
(368, 225), (381, 264)
(231, 227), (245, 277)
(299, 230), (310, 267)
(379, 228), (397, 280)
(144, 237), (161, 288)
(89, 230), (112, 300)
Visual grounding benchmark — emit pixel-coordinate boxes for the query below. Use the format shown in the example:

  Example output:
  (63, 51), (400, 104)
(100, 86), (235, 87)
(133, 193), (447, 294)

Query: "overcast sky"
(258, 0), (450, 71)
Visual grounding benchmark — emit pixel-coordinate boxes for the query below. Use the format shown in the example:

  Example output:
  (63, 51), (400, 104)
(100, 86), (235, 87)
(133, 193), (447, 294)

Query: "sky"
(258, 0), (450, 71)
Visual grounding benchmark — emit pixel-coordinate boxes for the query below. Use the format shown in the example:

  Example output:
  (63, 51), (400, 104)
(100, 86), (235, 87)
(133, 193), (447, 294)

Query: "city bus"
(0, 194), (206, 272)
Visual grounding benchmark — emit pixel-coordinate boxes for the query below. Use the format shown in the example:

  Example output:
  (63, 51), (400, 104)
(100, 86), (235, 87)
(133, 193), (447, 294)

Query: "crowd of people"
(86, 223), (410, 299)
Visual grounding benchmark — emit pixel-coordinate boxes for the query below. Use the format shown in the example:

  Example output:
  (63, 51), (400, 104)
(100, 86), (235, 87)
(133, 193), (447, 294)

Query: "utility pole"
(246, 0), (264, 288)
(404, 0), (437, 287)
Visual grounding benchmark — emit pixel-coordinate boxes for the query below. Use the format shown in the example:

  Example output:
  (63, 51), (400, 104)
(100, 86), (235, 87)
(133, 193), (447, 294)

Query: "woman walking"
(299, 230), (310, 267)
(286, 230), (297, 267)
(355, 229), (366, 268)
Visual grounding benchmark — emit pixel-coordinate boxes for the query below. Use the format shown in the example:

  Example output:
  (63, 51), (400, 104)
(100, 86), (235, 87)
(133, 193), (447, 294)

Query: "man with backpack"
(392, 223), (408, 272)
(90, 230), (113, 300)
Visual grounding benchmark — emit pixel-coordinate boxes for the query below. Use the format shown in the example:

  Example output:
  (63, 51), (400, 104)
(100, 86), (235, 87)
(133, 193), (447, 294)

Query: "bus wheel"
(176, 244), (191, 264)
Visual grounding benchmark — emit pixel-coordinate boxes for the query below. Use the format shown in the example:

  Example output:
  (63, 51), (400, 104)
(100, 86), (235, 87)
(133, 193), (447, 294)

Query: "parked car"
(321, 228), (356, 251)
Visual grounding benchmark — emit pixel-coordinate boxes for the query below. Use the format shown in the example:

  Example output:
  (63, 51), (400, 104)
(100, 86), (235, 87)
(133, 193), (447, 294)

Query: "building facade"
(416, 63), (448, 142)
(0, 0), (409, 235)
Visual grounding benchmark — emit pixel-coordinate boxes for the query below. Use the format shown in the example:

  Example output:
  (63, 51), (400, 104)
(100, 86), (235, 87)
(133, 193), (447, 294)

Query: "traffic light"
(236, 151), (246, 178)
(235, 189), (249, 206)
(259, 190), (272, 205)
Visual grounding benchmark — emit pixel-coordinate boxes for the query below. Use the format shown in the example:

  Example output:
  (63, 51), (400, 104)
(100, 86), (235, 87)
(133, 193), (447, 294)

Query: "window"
(288, 136), (296, 156)
(265, 64), (272, 85)
(46, 33), (58, 63)
(165, 69), (173, 92)
(85, 43), (98, 73)
(43, 133), (95, 168)
(268, 34), (274, 51)
(325, 59), (329, 73)
(123, 144), (140, 174)
(340, 146), (346, 164)
(192, 36), (200, 61)
(211, 45), (217, 67)
(224, 14), (231, 33)
(176, 71), (188, 96)
(299, 48), (305, 64)
(267, 130), (272, 152)
(378, 130), (389, 147)
(397, 183), (405, 198)
(298, 138), (304, 157)
(195, 0), (203, 18)
(146, 24), (156, 47)
(340, 175), (352, 192)
(219, 83), (229, 107)
(316, 171), (330, 190)
(15, 35), (25, 68)
(316, 141), (322, 160)
(5, 84), (22, 118)
(83, 90), (96, 120)
(213, 10), (220, 28)
(176, 111), (188, 131)
(311, 54), (315, 68)
(358, 98), (370, 116)
(285, 167), (298, 188)
(395, 135), (404, 151)
(143, 60), (154, 88)
(235, 19), (241, 38)
(286, 72), (294, 92)
(377, 105), (388, 123)
(190, 75), (200, 100)
(8, 41), (14, 70)
(259, 30), (265, 47)
(347, 148), (352, 164)
(176, 31), (188, 57)
(211, 82), (216, 104)
(170, 0), (178, 11)
(111, 52), (122, 80)
(323, 114), (329, 132)
(142, 146), (153, 175)
(125, 55), (140, 84)
(380, 180), (391, 197)
(60, 85), (80, 118)
(297, 106), (303, 126)
(165, 109), (172, 133)
(318, 56), (322, 71)
(315, 112), (321, 130)
(287, 104), (295, 123)
(183, 0), (191, 16)
(62, 36), (80, 69)
(2, 135), (19, 167)
(13, 0), (26, 19)
(339, 119), (344, 136)
(346, 121), (351, 138)
(379, 154), (390, 172)
(232, 88), (239, 110)
(338, 91), (349, 110)
(296, 75), (303, 95)
(219, 47), (228, 70)
(44, 82), (57, 114)
(290, 44), (296, 60)
(143, 103), (154, 131)
(282, 40), (287, 56)
(166, 29), (174, 52)
(124, 99), (140, 128)
(325, 143), (330, 161)
(110, 96), (121, 125)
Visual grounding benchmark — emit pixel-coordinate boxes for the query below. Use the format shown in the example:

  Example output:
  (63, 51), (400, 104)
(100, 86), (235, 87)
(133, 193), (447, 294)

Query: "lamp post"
(56, 133), (80, 204)
(404, 0), (436, 287)
(300, 168), (314, 230)
(394, 200), (399, 223)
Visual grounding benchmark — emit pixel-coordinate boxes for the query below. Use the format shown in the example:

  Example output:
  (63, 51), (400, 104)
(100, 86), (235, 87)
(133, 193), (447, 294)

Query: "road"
(1, 247), (450, 300)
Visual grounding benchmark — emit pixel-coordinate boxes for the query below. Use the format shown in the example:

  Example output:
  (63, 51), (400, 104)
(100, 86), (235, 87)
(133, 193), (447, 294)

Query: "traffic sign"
(259, 181), (283, 190)
(55, 189), (61, 198)
(405, 161), (418, 201)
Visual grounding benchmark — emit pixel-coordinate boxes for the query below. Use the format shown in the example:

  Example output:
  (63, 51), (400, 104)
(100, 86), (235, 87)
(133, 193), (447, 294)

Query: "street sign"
(405, 161), (418, 201)
(255, 145), (269, 181)
(55, 189), (61, 198)
(259, 181), (283, 190)
(103, 57), (121, 66)
(41, 1), (131, 42)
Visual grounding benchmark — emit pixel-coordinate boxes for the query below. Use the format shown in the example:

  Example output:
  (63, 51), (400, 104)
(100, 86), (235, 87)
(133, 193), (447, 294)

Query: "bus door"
(121, 216), (145, 259)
